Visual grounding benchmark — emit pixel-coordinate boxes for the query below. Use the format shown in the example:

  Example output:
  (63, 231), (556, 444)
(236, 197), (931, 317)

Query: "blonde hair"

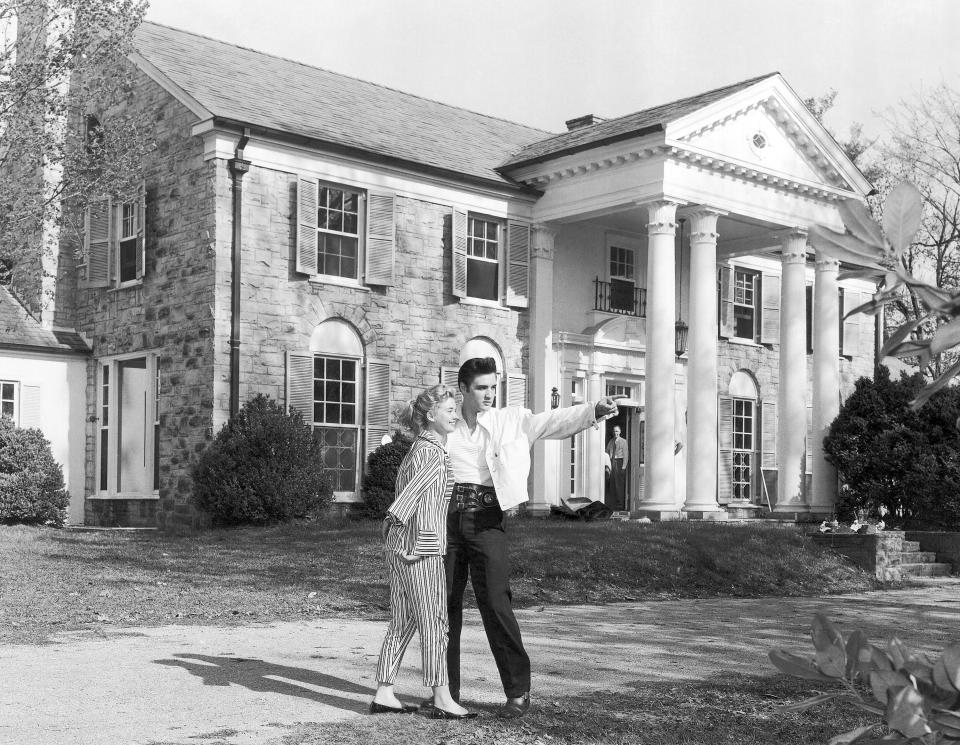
(397, 385), (456, 434)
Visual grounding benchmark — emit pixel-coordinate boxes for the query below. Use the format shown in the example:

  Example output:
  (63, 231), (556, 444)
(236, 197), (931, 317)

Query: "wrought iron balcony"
(594, 277), (647, 317)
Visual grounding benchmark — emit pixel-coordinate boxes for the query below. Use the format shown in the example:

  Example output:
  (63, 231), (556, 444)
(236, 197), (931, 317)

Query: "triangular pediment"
(665, 76), (871, 197)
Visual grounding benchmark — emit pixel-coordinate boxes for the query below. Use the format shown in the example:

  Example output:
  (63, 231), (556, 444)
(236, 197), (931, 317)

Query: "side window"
(609, 245), (636, 314)
(85, 183), (145, 288)
(118, 200), (139, 283)
(467, 215), (501, 301)
(733, 269), (759, 341)
(1, 381), (17, 423)
(317, 185), (362, 280)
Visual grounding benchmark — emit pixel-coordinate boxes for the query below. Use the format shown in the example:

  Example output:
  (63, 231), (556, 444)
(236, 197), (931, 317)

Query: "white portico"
(499, 73), (875, 517)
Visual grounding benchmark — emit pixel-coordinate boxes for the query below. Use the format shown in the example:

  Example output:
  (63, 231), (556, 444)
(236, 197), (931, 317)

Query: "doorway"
(117, 358), (151, 494)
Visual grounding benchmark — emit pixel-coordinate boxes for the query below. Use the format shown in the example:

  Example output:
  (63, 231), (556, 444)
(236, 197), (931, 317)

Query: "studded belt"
(451, 483), (498, 513)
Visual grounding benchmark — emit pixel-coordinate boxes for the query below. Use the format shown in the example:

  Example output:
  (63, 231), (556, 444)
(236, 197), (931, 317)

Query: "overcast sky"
(144, 0), (960, 143)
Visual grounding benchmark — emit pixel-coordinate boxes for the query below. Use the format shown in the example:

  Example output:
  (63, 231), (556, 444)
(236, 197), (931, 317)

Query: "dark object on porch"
(550, 496), (612, 521)
(191, 394), (333, 525)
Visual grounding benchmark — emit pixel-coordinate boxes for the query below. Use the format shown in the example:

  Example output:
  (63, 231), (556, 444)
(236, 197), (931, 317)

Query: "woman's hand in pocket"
(399, 552), (422, 564)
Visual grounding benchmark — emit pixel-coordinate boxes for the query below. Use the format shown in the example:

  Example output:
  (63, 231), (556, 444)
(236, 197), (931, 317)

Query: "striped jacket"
(384, 430), (452, 557)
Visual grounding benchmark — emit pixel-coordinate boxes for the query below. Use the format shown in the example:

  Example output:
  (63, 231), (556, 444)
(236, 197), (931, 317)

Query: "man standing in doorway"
(445, 357), (621, 718)
(605, 425), (628, 511)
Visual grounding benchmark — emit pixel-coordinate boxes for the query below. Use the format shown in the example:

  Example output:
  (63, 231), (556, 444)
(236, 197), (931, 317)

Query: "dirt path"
(1, 581), (957, 745)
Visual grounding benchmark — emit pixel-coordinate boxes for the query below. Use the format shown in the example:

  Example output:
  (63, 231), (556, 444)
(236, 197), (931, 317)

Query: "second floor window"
(84, 184), (145, 289)
(467, 215), (500, 301)
(609, 245), (636, 313)
(318, 185), (361, 279)
(118, 201), (139, 283)
(733, 269), (758, 340)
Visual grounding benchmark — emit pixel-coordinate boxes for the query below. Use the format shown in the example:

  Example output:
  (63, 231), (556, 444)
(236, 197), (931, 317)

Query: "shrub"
(823, 366), (960, 529)
(191, 394), (333, 526)
(770, 613), (960, 744)
(361, 432), (413, 518)
(0, 418), (69, 527)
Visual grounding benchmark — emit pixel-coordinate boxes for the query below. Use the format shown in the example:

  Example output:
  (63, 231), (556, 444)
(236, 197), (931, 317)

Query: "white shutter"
(805, 403), (814, 474)
(365, 359), (391, 459)
(135, 182), (146, 280)
(85, 198), (112, 287)
(761, 400), (777, 469)
(452, 208), (468, 297)
(507, 373), (527, 408)
(365, 192), (395, 285)
(296, 177), (319, 275)
(20, 385), (41, 429)
(285, 351), (314, 425)
(506, 220), (530, 308)
(841, 290), (861, 357)
(717, 395), (733, 503)
(718, 265), (733, 338)
(760, 272), (780, 345)
(440, 366), (462, 405)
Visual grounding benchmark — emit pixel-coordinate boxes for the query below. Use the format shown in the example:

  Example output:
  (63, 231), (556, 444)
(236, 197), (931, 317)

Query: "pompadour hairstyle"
(457, 357), (498, 390)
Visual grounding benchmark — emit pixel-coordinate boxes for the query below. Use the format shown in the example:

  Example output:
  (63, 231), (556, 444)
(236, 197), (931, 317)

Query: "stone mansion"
(0, 22), (877, 527)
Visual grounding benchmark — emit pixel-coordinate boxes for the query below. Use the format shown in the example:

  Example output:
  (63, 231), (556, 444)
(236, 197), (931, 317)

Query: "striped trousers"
(375, 552), (448, 687)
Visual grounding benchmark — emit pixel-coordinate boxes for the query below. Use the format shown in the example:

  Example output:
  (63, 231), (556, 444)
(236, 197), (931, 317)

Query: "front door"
(118, 359), (151, 494)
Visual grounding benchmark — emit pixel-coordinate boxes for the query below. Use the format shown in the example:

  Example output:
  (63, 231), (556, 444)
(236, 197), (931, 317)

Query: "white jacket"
(466, 402), (597, 510)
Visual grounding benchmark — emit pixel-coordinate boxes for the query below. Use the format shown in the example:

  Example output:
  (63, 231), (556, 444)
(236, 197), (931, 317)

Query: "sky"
(143, 0), (960, 144)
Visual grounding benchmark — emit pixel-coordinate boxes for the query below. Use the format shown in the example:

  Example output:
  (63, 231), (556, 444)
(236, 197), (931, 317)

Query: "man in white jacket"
(444, 357), (621, 718)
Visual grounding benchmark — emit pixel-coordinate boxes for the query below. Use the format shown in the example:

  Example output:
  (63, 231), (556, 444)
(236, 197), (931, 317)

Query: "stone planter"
(811, 530), (904, 581)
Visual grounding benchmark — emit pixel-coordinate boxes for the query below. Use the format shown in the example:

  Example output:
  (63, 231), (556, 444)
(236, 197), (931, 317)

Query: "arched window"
(309, 319), (364, 495)
(721, 371), (759, 502)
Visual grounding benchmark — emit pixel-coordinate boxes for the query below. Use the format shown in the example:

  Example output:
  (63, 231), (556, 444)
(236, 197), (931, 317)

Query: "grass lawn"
(0, 517), (879, 645)
(270, 673), (875, 745)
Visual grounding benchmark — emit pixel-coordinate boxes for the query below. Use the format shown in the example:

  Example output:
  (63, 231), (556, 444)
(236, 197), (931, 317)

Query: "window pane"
(99, 429), (109, 490)
(467, 258), (498, 300)
(119, 238), (137, 282)
(325, 358), (341, 379)
(325, 403), (340, 423)
(327, 210), (343, 232)
(342, 360), (356, 380)
(343, 192), (358, 213)
(329, 190), (343, 210)
(325, 380), (340, 401)
(1, 383), (12, 399)
(343, 212), (358, 235)
(342, 405), (355, 425)
(314, 426), (358, 491)
(1, 401), (12, 418)
(341, 382), (356, 403)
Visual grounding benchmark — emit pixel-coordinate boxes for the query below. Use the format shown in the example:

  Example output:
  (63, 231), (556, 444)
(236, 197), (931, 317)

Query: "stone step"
(901, 562), (953, 577)
(901, 551), (938, 563)
(901, 540), (921, 552)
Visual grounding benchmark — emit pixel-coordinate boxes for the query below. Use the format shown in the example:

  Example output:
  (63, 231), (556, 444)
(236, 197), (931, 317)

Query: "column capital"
(815, 254), (840, 271)
(781, 228), (808, 264)
(686, 207), (726, 243)
(643, 199), (681, 235)
(531, 224), (557, 260)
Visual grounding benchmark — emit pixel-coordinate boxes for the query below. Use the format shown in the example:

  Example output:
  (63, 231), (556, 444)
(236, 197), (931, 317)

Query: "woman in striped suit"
(370, 385), (476, 720)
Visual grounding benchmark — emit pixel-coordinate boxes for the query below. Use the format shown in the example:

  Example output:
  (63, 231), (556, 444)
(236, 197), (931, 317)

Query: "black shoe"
(424, 703), (478, 720)
(498, 692), (530, 719)
(369, 701), (419, 714)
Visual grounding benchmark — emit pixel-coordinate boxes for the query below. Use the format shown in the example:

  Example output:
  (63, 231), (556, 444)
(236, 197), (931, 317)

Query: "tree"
(803, 89), (877, 177)
(0, 0), (150, 312)
(872, 85), (960, 381)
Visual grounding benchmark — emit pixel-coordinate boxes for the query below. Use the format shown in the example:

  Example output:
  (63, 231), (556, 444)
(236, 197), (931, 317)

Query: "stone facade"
(811, 530), (905, 581)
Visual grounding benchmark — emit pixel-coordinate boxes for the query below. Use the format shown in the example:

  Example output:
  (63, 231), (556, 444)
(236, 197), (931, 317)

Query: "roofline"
(0, 342), (90, 357)
(498, 123), (664, 172)
(211, 117), (544, 198)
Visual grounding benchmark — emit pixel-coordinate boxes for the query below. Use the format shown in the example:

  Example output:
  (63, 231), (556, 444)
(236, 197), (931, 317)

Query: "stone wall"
(811, 530), (905, 581)
(67, 68), (219, 528)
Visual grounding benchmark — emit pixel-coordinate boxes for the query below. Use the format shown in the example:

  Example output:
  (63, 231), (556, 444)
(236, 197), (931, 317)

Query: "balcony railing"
(594, 277), (646, 317)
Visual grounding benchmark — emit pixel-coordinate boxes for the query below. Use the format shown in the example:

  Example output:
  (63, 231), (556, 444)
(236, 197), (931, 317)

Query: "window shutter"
(452, 208), (468, 297)
(805, 403), (814, 474)
(285, 351), (314, 425)
(20, 385), (41, 429)
(841, 290), (861, 357)
(760, 272), (780, 345)
(717, 395), (733, 504)
(85, 197), (112, 287)
(135, 182), (146, 280)
(365, 192), (395, 285)
(718, 265), (734, 338)
(440, 366), (462, 405)
(761, 400), (777, 469)
(506, 220), (530, 308)
(296, 177), (319, 275)
(365, 359), (391, 459)
(507, 373), (527, 408)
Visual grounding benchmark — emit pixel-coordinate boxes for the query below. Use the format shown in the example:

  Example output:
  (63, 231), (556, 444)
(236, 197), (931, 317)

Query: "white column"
(529, 225), (560, 512)
(683, 208), (725, 516)
(775, 229), (809, 512)
(639, 200), (679, 513)
(811, 255), (840, 513)
(586, 370), (605, 502)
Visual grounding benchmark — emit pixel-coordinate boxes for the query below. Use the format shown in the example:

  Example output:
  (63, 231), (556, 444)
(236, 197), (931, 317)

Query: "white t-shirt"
(447, 418), (493, 486)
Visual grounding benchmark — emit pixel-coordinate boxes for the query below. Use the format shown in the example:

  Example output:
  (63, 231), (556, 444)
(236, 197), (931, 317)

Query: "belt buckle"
(481, 491), (496, 507)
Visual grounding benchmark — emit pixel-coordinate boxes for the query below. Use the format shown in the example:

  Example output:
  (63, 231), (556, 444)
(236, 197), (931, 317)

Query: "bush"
(823, 366), (960, 529)
(0, 418), (69, 527)
(361, 432), (413, 518)
(192, 394), (333, 526)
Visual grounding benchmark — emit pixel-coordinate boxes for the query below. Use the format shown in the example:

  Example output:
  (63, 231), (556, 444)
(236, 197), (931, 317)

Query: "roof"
(499, 73), (779, 170)
(133, 22), (553, 188)
(0, 287), (89, 354)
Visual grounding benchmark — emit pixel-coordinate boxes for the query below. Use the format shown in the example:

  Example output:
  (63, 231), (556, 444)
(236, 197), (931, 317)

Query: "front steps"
(900, 540), (953, 578)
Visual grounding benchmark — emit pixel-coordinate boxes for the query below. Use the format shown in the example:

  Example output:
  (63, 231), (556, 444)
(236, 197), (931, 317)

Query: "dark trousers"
(444, 505), (530, 699)
(608, 458), (626, 510)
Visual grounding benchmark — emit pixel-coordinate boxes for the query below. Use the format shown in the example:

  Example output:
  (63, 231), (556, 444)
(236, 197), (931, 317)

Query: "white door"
(118, 361), (150, 494)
